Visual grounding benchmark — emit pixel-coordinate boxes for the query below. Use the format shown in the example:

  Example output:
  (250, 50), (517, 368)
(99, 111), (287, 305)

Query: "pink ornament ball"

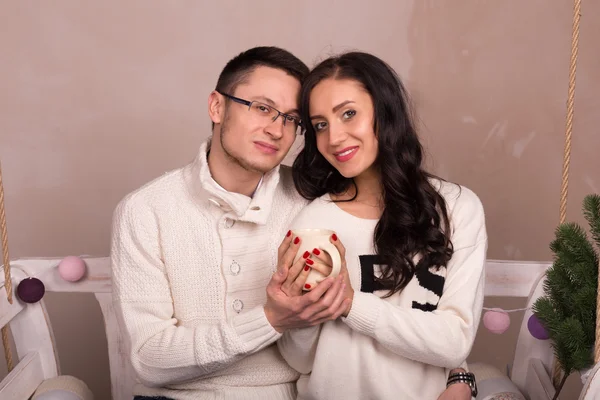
(58, 256), (87, 282)
(483, 308), (511, 334)
(528, 314), (550, 340)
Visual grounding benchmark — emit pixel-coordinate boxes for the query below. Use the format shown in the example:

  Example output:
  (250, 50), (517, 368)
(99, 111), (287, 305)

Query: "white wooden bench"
(1, 257), (598, 399)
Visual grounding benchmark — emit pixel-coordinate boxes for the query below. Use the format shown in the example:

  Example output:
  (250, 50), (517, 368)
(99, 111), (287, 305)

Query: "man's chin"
(248, 153), (286, 173)
(251, 162), (280, 174)
(238, 157), (280, 174)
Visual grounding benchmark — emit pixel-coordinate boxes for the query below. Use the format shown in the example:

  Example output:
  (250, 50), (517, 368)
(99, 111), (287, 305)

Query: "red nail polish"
(302, 251), (310, 259)
(293, 237), (300, 245)
(305, 259), (314, 265)
(312, 248), (321, 255)
(286, 230), (291, 237)
(331, 233), (338, 241)
(304, 284), (311, 289)
(304, 265), (310, 271)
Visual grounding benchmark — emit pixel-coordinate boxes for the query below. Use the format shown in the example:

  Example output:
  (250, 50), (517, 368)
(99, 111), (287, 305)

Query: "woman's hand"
(327, 234), (354, 317)
(297, 234), (354, 316)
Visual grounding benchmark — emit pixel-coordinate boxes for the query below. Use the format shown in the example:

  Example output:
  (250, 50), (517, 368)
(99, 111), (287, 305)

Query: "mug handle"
(314, 241), (342, 283)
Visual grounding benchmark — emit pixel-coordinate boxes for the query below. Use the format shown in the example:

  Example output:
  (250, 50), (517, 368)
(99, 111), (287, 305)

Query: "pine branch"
(573, 285), (597, 343)
(533, 297), (561, 334)
(541, 264), (570, 319)
(552, 373), (569, 400)
(532, 194), (599, 400)
(551, 223), (598, 270)
(583, 194), (600, 247)
(560, 317), (592, 371)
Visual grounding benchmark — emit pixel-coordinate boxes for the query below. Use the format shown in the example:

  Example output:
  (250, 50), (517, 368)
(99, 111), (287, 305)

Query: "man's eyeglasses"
(217, 90), (304, 136)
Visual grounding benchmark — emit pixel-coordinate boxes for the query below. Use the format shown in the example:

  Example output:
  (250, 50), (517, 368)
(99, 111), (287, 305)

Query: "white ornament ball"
(483, 308), (510, 334)
(58, 256), (87, 282)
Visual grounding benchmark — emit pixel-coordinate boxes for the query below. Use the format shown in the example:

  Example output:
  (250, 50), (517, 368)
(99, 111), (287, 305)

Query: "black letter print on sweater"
(358, 255), (386, 293)
(411, 265), (445, 312)
(359, 255), (445, 312)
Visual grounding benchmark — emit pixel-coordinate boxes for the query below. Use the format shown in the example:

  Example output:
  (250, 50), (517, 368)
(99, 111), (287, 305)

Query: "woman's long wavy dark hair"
(293, 52), (454, 297)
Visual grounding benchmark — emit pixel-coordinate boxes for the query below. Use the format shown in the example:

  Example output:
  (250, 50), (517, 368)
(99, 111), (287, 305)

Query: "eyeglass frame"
(216, 90), (305, 135)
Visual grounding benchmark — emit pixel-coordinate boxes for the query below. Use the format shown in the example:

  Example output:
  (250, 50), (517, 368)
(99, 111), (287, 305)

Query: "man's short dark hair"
(215, 46), (309, 95)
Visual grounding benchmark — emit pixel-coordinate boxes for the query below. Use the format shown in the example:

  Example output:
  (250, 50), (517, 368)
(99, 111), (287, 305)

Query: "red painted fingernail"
(293, 237), (300, 245)
(304, 284), (311, 289)
(302, 251), (310, 259)
(312, 248), (321, 255)
(331, 233), (338, 241)
(304, 265), (310, 271)
(286, 230), (291, 237)
(305, 259), (314, 265)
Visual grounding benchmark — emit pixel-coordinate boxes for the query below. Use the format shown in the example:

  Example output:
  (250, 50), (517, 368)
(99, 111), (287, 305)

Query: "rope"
(596, 257), (600, 363)
(0, 327), (13, 372)
(558, 0), (581, 226)
(0, 163), (14, 372)
(553, 0), (582, 388)
(0, 164), (12, 303)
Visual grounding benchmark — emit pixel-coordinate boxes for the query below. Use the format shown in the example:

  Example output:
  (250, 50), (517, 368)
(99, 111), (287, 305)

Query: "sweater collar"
(189, 140), (281, 225)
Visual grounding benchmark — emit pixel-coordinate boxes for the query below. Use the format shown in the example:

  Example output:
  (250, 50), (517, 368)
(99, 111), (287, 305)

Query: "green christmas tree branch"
(583, 194), (600, 247)
(532, 194), (600, 399)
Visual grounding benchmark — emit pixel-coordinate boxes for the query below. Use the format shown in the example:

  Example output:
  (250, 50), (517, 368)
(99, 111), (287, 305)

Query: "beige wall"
(1, 1), (598, 398)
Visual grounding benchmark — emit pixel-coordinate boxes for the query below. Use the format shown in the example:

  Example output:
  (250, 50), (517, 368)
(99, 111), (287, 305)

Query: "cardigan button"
(250, 206), (260, 211)
(230, 261), (241, 275)
(232, 299), (244, 313)
(224, 218), (235, 228)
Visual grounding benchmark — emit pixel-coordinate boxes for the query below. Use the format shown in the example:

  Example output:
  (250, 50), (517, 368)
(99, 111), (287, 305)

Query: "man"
(110, 46), (475, 400)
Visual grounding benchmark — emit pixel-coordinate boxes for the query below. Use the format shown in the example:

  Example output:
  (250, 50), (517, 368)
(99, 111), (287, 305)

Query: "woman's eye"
(343, 110), (356, 119)
(313, 122), (327, 131)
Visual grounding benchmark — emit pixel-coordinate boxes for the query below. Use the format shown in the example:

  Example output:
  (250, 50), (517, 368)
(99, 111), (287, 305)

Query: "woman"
(277, 52), (486, 399)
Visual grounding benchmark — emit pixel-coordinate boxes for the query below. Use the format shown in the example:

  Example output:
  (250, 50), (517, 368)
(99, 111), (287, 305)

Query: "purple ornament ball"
(17, 277), (45, 304)
(528, 314), (550, 340)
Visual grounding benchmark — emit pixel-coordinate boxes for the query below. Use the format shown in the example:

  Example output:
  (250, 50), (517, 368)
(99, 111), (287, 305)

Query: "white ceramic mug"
(292, 229), (342, 291)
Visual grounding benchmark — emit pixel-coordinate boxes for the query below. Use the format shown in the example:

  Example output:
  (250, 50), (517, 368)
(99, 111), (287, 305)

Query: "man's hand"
(264, 231), (351, 332)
